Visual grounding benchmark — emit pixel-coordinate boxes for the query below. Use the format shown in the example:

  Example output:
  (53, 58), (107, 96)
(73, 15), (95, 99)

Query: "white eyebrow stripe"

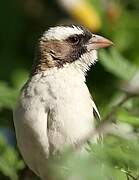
(42, 26), (84, 41)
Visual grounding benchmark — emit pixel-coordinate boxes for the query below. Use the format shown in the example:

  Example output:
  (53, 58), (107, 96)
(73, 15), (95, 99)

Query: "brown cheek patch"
(49, 41), (71, 59)
(32, 38), (87, 74)
(40, 40), (73, 67)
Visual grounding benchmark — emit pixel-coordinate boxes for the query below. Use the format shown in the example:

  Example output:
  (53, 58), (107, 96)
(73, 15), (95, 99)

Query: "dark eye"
(67, 35), (80, 44)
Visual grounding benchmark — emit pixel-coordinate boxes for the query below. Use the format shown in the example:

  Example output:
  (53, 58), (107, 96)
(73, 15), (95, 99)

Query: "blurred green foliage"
(0, 0), (139, 179)
(0, 136), (24, 180)
(47, 136), (139, 180)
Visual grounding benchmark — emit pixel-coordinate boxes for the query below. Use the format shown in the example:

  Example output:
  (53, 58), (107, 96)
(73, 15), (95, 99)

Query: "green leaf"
(99, 49), (137, 80)
(11, 69), (28, 90)
(117, 108), (139, 127)
(0, 136), (24, 180)
(0, 82), (18, 109)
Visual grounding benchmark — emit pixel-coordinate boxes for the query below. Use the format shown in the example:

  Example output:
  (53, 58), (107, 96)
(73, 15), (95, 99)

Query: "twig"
(121, 169), (138, 180)
(125, 172), (138, 180)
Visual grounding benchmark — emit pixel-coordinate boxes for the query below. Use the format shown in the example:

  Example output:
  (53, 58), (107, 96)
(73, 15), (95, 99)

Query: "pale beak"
(87, 35), (113, 51)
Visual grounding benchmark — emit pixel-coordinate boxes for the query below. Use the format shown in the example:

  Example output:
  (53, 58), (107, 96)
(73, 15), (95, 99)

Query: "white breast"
(13, 65), (95, 177)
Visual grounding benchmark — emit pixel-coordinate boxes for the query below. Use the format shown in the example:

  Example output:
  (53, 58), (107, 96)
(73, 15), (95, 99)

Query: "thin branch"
(126, 173), (130, 180)
(102, 93), (137, 122)
(125, 172), (138, 180)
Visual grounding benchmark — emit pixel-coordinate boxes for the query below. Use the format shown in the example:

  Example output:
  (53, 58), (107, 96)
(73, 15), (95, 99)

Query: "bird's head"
(34, 25), (113, 74)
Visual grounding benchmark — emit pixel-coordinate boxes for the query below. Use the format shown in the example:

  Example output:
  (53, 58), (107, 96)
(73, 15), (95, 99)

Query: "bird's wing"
(91, 97), (101, 122)
(92, 101), (101, 121)
(90, 96), (104, 143)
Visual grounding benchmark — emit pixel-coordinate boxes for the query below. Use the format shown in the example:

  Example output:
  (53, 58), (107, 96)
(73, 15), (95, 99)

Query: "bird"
(13, 25), (113, 179)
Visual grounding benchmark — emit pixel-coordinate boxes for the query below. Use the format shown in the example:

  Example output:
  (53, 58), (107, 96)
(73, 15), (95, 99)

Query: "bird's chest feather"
(17, 69), (94, 153)
(35, 70), (94, 147)
(14, 68), (95, 175)
(47, 80), (94, 152)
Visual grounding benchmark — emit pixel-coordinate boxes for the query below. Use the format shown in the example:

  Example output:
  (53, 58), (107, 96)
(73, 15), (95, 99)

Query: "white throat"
(41, 49), (98, 81)
(72, 50), (98, 74)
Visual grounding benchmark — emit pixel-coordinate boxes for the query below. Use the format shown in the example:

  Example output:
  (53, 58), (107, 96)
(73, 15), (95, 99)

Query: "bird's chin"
(87, 49), (98, 62)
(72, 50), (98, 73)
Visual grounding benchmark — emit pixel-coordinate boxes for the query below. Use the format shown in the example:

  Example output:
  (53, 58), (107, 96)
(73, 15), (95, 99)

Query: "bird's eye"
(67, 35), (80, 44)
